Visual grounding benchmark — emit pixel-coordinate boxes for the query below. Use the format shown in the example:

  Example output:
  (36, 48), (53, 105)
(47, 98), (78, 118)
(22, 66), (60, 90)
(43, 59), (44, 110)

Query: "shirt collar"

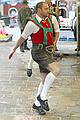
(36, 14), (48, 23)
(36, 14), (42, 23)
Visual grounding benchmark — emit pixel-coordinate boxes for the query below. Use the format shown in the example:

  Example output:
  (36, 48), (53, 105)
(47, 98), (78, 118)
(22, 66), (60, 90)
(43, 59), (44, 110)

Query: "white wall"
(28, 0), (56, 7)
(0, 4), (3, 15)
(28, 0), (45, 7)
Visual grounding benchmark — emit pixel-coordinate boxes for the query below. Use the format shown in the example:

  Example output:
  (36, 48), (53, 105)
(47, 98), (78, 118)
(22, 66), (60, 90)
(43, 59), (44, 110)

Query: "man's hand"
(9, 49), (15, 59)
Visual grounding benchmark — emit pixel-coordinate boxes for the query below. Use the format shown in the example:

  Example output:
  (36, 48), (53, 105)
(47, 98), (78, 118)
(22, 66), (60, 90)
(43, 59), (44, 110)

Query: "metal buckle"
(38, 44), (43, 49)
(45, 45), (55, 53)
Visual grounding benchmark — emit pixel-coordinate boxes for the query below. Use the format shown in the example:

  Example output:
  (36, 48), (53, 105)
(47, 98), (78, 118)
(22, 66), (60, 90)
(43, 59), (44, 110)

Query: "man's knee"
(47, 62), (60, 76)
(54, 66), (60, 76)
(51, 66), (60, 76)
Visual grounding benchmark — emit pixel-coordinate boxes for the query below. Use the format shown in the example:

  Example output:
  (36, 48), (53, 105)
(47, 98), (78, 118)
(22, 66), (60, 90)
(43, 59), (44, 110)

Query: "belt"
(33, 43), (55, 53)
(33, 43), (47, 49)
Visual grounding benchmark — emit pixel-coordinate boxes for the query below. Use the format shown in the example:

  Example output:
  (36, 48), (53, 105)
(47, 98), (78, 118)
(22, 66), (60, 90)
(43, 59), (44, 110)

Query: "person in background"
(18, 0), (32, 52)
(46, 0), (60, 51)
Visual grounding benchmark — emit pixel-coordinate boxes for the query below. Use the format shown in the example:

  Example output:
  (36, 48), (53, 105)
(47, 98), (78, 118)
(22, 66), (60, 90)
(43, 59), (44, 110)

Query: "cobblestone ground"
(0, 42), (80, 120)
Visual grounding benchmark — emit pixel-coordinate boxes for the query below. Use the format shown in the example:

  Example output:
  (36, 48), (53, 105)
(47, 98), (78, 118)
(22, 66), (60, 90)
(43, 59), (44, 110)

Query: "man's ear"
(38, 8), (41, 13)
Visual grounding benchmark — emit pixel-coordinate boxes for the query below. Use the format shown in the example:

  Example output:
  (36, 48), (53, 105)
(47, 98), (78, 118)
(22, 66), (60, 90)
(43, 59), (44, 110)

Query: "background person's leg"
(27, 49), (34, 69)
(27, 49), (34, 77)
(24, 40), (30, 50)
(20, 43), (24, 52)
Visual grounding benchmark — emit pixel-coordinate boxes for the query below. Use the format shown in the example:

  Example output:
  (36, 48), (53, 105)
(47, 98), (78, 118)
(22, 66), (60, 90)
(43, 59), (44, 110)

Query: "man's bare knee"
(47, 62), (60, 76)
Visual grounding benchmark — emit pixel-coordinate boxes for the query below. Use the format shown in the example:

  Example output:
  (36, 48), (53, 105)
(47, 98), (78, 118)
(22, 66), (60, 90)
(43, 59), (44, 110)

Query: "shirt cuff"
(55, 29), (60, 32)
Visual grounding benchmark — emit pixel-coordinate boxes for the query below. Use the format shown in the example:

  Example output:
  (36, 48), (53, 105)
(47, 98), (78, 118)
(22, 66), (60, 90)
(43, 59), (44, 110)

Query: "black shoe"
(75, 48), (80, 51)
(20, 50), (25, 52)
(37, 95), (49, 111)
(20, 48), (25, 52)
(32, 103), (46, 115)
(27, 69), (32, 77)
(24, 47), (30, 50)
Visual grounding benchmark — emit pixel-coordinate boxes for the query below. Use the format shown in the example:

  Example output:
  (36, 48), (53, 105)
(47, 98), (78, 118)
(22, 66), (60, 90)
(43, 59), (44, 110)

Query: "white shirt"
(21, 14), (60, 40)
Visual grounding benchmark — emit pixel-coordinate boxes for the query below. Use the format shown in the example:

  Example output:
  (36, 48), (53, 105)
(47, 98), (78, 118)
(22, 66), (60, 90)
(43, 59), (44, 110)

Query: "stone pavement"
(0, 41), (80, 120)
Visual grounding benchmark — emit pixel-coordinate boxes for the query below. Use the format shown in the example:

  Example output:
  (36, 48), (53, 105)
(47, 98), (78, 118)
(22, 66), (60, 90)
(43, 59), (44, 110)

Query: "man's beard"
(44, 13), (48, 18)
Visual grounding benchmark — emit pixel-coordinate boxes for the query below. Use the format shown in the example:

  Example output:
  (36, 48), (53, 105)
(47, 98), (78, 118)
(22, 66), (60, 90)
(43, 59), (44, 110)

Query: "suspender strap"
(31, 17), (53, 45)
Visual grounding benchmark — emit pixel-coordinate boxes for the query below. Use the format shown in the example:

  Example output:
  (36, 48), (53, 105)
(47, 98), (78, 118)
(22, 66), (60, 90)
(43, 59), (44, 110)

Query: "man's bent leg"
(40, 61), (60, 100)
(36, 72), (55, 111)
(37, 61), (60, 111)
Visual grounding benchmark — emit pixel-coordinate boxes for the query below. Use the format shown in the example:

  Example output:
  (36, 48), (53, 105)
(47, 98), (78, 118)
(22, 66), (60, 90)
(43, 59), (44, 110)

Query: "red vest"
(31, 16), (55, 45)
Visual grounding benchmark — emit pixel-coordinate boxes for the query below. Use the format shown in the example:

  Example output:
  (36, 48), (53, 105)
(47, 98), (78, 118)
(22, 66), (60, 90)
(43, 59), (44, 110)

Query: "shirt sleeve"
(21, 21), (34, 39)
(21, 21), (39, 40)
(51, 15), (60, 32)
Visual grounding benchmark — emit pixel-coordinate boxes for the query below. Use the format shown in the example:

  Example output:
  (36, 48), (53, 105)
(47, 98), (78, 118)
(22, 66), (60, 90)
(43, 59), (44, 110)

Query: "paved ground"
(0, 41), (80, 120)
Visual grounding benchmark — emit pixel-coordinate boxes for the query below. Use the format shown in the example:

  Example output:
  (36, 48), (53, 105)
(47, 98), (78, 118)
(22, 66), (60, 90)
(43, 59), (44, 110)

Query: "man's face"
(39, 3), (49, 18)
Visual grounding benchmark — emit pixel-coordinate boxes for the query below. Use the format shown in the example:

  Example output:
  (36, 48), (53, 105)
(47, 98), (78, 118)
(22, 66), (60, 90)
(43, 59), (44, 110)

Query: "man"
(18, 0), (32, 52)
(9, 2), (60, 115)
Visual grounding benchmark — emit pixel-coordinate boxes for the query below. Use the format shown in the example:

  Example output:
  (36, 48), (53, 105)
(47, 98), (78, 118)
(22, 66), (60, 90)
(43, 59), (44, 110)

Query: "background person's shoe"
(20, 49), (25, 52)
(32, 103), (46, 115)
(37, 95), (49, 111)
(24, 46), (30, 50)
(20, 45), (25, 52)
(27, 69), (32, 77)
(20, 47), (25, 52)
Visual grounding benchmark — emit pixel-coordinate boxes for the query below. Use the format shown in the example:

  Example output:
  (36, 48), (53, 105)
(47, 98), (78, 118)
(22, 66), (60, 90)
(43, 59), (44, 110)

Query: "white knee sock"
(35, 82), (43, 106)
(40, 72), (56, 100)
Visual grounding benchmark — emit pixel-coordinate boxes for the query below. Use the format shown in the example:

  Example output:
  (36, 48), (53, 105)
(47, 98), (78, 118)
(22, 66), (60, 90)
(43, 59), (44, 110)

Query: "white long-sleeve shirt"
(21, 14), (60, 40)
